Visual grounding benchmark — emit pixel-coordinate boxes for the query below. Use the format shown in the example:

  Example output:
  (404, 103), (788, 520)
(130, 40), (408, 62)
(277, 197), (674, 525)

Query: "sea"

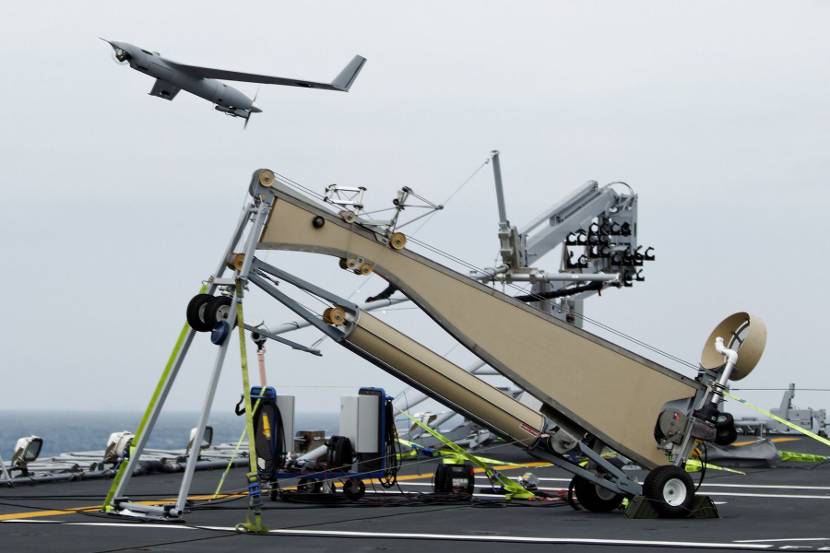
(0, 410), (339, 459)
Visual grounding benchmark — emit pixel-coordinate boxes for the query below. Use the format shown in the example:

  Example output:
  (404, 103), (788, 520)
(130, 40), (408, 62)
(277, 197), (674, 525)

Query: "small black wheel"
(715, 412), (738, 445)
(572, 476), (624, 512)
(186, 294), (215, 332)
(204, 296), (234, 329)
(715, 412), (734, 427)
(643, 465), (695, 518)
(297, 477), (323, 493)
(715, 425), (738, 445)
(342, 478), (366, 500)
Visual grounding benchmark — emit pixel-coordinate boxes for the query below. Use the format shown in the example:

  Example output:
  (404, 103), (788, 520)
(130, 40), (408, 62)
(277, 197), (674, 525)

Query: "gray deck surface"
(1, 438), (828, 552)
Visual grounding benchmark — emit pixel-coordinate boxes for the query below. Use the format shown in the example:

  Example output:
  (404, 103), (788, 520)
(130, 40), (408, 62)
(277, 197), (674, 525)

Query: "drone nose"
(251, 106), (262, 113)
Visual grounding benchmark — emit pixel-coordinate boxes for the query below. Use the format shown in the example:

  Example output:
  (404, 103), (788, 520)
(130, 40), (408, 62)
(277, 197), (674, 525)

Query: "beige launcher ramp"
(257, 184), (701, 468)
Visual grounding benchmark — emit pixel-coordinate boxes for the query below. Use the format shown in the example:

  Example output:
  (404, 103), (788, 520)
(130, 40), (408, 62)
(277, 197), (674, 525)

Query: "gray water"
(0, 410), (339, 458)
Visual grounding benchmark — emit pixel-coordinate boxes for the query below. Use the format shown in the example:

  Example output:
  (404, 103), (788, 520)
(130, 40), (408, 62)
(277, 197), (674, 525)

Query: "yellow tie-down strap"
(725, 390), (830, 449)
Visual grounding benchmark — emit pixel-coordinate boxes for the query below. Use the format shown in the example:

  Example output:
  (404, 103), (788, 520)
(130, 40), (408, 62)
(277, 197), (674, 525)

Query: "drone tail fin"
(331, 55), (367, 92)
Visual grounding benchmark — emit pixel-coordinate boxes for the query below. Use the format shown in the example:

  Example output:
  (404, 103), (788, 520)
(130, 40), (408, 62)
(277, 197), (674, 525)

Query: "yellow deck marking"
(0, 506), (100, 521)
(0, 461), (547, 522)
(733, 437), (801, 447)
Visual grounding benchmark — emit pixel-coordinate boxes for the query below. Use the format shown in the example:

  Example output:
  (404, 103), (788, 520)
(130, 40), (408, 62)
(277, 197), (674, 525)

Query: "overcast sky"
(1, 1), (828, 422)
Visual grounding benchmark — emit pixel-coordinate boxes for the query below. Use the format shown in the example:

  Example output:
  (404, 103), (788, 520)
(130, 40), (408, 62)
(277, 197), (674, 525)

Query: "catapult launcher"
(105, 168), (766, 520)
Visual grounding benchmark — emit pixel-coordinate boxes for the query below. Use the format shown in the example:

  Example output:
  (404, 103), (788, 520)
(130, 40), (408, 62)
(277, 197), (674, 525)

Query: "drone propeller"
(243, 87), (260, 130)
(101, 38), (130, 65)
(111, 50), (129, 65)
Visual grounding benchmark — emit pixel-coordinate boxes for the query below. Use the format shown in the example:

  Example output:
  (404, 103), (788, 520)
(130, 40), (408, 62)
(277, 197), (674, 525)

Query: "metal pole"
(0, 454), (12, 486)
(491, 150), (508, 226)
(173, 201), (271, 516)
(258, 297), (408, 336)
(257, 347), (267, 387)
(111, 201), (254, 512)
(484, 272), (619, 283)
(173, 310), (235, 515)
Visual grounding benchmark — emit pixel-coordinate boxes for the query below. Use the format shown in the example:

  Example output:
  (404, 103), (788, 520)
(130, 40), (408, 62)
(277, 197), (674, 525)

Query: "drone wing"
(167, 54), (366, 92)
(149, 79), (181, 100)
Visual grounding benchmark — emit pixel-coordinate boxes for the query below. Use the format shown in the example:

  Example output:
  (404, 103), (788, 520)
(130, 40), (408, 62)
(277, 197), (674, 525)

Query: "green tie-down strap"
(397, 437), (519, 467)
(103, 284), (208, 512)
(211, 392), (266, 501)
(235, 285), (267, 534)
(401, 411), (534, 500)
(725, 390), (830, 449)
(234, 472), (268, 535)
(777, 449), (829, 463)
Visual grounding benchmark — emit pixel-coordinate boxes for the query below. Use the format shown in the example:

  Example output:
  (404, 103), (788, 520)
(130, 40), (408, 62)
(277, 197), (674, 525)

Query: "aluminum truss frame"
(106, 194), (273, 519)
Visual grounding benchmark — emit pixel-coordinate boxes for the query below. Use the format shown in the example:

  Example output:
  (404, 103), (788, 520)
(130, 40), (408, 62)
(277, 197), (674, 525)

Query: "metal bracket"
(210, 278), (238, 286)
(529, 442), (642, 497)
(244, 323), (322, 356)
(248, 272), (346, 342)
(251, 257), (360, 313)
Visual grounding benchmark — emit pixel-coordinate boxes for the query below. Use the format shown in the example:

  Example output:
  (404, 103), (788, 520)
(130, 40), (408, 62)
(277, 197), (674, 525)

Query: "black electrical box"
(433, 462), (475, 495)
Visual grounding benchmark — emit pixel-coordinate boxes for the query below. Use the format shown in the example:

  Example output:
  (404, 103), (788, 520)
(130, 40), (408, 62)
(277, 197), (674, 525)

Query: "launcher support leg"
(106, 200), (257, 515)
(171, 309), (235, 515)
(172, 200), (271, 516)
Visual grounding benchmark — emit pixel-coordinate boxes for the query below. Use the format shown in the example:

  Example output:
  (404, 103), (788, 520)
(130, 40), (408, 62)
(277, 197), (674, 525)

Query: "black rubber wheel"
(572, 476), (624, 512)
(716, 412), (734, 427)
(342, 478), (366, 500)
(327, 436), (354, 470)
(715, 412), (738, 445)
(203, 296), (234, 329)
(297, 477), (323, 493)
(643, 465), (695, 518)
(715, 425), (738, 445)
(186, 294), (215, 332)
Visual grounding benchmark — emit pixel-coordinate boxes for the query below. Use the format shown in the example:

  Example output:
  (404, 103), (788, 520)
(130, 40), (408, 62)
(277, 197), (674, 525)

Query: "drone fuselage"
(107, 41), (258, 118)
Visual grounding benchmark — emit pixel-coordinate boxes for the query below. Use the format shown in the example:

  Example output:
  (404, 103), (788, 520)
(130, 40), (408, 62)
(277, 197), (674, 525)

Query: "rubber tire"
(715, 425), (738, 446)
(204, 296), (234, 329)
(327, 436), (354, 469)
(572, 476), (624, 512)
(342, 478), (366, 500)
(643, 465), (695, 518)
(715, 412), (735, 428)
(186, 294), (215, 332)
(715, 412), (738, 445)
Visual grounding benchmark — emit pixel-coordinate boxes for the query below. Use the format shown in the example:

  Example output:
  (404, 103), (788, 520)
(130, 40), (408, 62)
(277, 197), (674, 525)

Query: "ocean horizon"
(0, 409), (339, 459)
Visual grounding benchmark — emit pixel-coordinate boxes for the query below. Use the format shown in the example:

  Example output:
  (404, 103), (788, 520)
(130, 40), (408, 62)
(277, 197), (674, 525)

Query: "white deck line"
(734, 537), (829, 543)
(0, 520), (775, 549)
(271, 528), (774, 549)
(474, 475), (830, 492)
(705, 491), (830, 500)
(402, 481), (829, 499)
(700, 483), (830, 491)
